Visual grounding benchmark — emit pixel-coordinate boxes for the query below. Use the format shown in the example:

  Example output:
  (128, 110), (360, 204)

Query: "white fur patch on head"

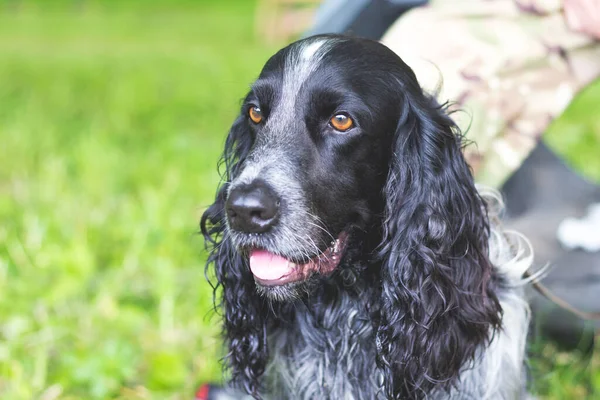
(300, 39), (326, 61)
(266, 38), (337, 134)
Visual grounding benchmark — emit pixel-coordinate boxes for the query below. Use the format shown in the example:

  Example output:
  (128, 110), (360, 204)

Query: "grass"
(0, 0), (598, 399)
(546, 79), (600, 182)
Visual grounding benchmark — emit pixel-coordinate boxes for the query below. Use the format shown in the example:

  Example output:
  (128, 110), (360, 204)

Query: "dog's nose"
(226, 182), (280, 233)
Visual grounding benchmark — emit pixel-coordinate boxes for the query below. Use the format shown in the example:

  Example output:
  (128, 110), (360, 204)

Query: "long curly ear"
(375, 93), (502, 399)
(201, 116), (268, 397)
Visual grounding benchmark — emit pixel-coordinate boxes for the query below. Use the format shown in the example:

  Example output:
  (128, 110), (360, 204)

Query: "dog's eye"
(329, 113), (354, 132)
(248, 106), (263, 124)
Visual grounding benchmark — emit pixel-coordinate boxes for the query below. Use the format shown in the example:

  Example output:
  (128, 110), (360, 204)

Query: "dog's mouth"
(248, 232), (348, 286)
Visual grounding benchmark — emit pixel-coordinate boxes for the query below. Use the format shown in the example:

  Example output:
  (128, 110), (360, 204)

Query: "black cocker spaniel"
(201, 35), (532, 400)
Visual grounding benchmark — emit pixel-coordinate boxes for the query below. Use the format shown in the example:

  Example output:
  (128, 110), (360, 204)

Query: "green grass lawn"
(0, 1), (598, 399)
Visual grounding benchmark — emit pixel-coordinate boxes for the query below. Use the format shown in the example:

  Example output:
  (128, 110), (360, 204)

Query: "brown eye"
(248, 106), (263, 124)
(330, 113), (354, 132)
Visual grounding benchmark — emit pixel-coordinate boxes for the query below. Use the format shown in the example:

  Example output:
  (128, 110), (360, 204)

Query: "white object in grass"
(556, 203), (600, 252)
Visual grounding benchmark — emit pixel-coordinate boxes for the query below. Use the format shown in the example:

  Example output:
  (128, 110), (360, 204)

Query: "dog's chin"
(254, 277), (318, 301)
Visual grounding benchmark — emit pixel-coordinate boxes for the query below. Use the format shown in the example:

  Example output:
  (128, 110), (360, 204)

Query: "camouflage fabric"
(382, 0), (600, 188)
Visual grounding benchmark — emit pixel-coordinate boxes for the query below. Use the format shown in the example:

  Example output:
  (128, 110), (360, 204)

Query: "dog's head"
(202, 35), (501, 399)
(221, 36), (403, 299)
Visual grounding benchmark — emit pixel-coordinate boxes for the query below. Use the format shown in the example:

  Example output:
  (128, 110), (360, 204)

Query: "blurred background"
(0, 0), (598, 399)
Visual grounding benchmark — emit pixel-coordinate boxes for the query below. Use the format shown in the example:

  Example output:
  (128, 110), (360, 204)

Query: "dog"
(201, 35), (533, 400)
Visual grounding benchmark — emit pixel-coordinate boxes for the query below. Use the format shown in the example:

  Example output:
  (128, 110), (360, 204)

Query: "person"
(381, 0), (600, 188)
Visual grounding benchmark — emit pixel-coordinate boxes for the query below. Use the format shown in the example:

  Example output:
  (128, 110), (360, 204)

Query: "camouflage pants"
(382, 0), (600, 188)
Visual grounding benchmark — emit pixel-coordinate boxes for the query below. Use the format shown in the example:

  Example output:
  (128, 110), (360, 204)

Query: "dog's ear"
(201, 116), (268, 397)
(375, 91), (502, 399)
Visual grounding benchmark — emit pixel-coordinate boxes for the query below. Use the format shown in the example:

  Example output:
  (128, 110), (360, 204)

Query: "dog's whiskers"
(304, 217), (336, 243)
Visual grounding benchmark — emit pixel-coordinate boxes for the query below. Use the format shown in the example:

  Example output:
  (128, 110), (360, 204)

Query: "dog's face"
(225, 37), (406, 299)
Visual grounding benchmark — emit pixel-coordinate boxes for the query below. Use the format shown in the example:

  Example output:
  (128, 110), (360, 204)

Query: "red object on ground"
(195, 383), (211, 400)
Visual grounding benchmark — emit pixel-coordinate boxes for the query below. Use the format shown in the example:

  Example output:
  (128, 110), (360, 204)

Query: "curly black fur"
(375, 92), (502, 399)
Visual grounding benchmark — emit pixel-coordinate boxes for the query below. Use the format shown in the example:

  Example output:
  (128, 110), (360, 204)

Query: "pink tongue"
(249, 250), (294, 281)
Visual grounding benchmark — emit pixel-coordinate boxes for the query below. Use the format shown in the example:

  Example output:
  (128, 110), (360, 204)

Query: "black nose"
(226, 181), (280, 233)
